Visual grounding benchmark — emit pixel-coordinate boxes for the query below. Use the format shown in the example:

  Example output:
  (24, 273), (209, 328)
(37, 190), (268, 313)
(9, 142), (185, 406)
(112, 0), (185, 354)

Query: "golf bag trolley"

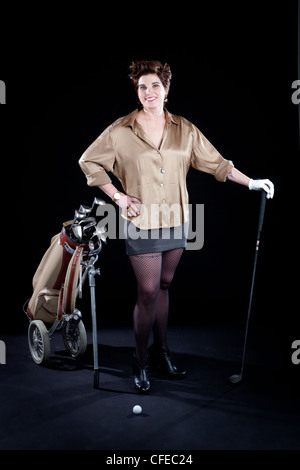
(24, 197), (108, 388)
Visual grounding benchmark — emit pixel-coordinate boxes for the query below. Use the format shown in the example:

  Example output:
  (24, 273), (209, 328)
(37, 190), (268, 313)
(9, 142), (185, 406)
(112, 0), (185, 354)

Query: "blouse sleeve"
(78, 125), (115, 186)
(190, 124), (234, 182)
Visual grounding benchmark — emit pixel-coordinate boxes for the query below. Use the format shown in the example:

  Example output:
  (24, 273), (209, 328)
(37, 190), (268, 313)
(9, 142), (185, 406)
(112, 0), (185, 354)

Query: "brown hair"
(129, 60), (172, 92)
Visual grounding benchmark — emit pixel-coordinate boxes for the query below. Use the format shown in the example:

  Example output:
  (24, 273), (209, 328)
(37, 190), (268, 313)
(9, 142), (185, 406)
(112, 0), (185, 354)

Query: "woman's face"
(137, 74), (168, 112)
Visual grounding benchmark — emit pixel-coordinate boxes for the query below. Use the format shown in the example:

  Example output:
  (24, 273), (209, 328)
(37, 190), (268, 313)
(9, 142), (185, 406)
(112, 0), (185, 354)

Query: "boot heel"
(148, 344), (187, 379)
(133, 355), (151, 394)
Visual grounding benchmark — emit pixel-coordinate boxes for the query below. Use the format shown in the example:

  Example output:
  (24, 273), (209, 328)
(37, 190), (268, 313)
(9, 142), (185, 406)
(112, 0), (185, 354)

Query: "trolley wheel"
(28, 320), (51, 365)
(62, 319), (87, 358)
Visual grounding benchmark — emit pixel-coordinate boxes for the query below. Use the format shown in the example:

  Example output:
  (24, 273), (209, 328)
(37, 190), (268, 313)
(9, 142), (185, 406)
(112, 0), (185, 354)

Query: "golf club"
(90, 197), (106, 216)
(69, 210), (86, 240)
(228, 190), (267, 384)
(72, 224), (83, 242)
(92, 197), (106, 207)
(95, 225), (108, 243)
(79, 204), (92, 216)
(82, 220), (97, 233)
(74, 209), (86, 221)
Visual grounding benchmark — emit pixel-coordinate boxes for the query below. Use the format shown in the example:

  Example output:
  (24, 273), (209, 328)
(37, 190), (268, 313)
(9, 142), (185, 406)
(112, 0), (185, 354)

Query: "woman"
(79, 60), (274, 393)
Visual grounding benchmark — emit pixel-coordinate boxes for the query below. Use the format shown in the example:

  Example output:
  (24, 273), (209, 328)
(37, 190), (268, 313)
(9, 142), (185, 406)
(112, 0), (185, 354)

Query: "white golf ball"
(133, 405), (142, 415)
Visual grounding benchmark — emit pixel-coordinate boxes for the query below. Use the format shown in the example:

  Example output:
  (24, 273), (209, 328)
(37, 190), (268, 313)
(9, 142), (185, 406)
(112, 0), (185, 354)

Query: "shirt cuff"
(214, 159), (234, 182)
(85, 170), (112, 187)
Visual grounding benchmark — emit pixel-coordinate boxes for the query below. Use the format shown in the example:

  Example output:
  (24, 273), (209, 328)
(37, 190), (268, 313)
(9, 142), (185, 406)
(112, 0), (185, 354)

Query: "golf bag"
(25, 198), (107, 387)
(26, 198), (107, 326)
(27, 223), (86, 325)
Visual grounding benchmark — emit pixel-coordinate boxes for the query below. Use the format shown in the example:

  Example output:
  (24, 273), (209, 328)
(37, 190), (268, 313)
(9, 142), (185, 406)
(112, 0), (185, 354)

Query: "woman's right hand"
(117, 194), (141, 217)
(97, 184), (142, 217)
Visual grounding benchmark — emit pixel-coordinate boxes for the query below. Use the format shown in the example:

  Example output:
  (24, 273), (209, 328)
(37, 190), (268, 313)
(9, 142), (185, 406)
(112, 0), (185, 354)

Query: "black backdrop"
(1, 3), (299, 373)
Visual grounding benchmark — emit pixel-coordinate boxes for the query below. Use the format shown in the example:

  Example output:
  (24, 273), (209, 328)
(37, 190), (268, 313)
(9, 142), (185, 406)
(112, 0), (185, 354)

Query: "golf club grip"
(257, 190), (267, 237)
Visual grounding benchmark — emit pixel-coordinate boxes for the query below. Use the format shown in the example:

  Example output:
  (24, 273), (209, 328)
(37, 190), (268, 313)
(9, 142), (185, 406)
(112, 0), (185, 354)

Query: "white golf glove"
(248, 179), (274, 199)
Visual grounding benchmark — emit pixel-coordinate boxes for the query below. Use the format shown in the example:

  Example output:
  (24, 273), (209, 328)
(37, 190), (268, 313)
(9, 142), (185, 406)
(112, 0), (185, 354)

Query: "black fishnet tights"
(129, 248), (184, 366)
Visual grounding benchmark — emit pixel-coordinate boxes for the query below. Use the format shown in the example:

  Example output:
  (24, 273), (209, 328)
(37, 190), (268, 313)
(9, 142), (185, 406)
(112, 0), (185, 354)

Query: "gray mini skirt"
(124, 220), (189, 256)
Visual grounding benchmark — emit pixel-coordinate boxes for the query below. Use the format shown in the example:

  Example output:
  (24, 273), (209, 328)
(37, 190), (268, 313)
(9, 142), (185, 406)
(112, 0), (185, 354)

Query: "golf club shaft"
(240, 190), (267, 375)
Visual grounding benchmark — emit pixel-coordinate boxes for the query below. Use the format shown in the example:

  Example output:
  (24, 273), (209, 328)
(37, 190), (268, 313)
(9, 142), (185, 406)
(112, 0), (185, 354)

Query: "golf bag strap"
(53, 227), (80, 290)
(27, 304), (34, 320)
(62, 245), (83, 314)
(57, 286), (64, 322)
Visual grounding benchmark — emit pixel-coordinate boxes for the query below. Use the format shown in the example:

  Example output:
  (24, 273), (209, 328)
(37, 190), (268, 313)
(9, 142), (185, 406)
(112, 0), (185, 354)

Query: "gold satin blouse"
(79, 109), (234, 229)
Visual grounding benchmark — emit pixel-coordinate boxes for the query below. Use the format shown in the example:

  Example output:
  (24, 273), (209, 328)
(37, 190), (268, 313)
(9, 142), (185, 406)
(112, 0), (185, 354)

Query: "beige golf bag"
(27, 223), (84, 325)
(25, 197), (107, 388)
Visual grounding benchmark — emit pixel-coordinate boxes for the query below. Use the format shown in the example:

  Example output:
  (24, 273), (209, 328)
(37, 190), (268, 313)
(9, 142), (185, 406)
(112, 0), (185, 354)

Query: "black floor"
(1, 322), (299, 454)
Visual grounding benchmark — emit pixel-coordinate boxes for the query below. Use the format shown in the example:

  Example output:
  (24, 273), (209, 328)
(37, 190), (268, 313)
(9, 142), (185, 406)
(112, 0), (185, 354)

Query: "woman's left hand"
(249, 179), (274, 199)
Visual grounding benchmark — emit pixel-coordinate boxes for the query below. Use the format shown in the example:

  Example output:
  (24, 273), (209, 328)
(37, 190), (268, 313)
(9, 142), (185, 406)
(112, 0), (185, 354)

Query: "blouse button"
(160, 168), (165, 174)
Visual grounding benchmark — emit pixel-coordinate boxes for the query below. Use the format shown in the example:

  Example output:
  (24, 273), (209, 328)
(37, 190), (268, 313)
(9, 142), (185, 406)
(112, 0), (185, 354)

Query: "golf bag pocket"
(27, 228), (81, 324)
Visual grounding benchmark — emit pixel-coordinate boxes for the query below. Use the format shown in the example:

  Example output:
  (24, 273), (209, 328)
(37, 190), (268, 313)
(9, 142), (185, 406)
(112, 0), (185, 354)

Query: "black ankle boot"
(148, 344), (187, 378)
(133, 355), (151, 393)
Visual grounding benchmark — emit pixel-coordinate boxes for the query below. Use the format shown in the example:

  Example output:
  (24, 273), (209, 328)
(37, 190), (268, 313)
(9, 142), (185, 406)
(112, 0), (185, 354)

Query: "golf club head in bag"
(69, 198), (107, 245)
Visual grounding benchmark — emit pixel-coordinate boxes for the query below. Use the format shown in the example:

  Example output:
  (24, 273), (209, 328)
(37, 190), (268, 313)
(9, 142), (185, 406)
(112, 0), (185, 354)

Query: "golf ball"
(133, 405), (142, 415)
